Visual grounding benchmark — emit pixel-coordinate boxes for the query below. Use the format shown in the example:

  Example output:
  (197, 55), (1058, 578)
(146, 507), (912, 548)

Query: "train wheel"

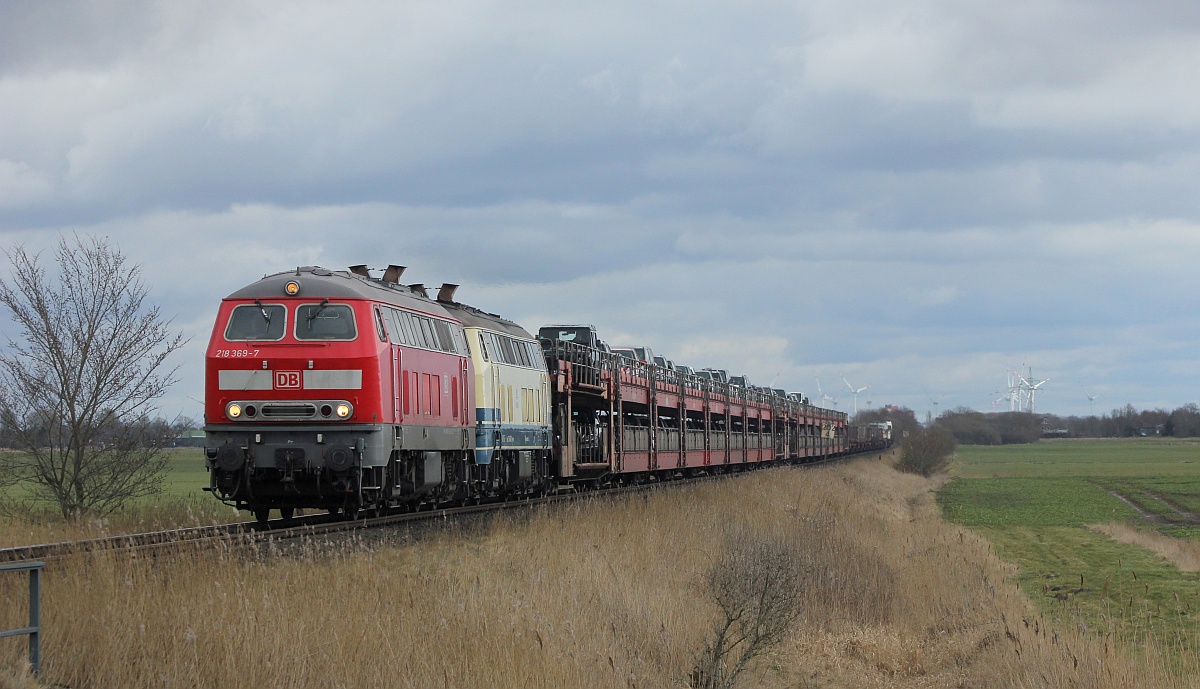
(279, 506), (295, 524)
(253, 507), (270, 526)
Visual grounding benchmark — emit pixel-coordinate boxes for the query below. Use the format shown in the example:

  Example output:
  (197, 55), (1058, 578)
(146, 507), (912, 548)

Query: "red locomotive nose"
(203, 266), (478, 523)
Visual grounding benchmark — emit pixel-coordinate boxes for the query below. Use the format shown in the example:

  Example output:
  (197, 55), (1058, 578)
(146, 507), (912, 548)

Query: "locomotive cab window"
(295, 303), (358, 341)
(477, 332), (491, 361)
(374, 308), (388, 341)
(225, 303), (286, 341)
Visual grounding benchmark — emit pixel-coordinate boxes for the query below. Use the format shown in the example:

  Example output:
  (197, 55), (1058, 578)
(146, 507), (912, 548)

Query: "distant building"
(173, 429), (205, 447)
(1038, 416), (1068, 439)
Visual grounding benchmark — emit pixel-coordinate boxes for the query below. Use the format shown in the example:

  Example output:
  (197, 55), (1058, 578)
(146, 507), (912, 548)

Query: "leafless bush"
(896, 427), (956, 477)
(691, 527), (805, 689)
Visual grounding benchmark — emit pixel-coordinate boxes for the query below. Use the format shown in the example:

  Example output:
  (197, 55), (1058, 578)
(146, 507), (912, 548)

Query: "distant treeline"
(887, 404), (1200, 446)
(0, 415), (193, 450)
(853, 404), (1200, 446)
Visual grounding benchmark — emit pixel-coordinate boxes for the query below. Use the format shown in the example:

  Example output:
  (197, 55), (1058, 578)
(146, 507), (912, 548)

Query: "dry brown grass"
(1, 453), (1195, 688)
(1089, 523), (1200, 573)
(0, 666), (39, 689)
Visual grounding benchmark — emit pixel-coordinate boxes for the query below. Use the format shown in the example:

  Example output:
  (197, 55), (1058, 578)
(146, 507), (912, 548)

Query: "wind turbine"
(766, 369), (783, 388)
(1016, 369), (1050, 413)
(992, 389), (1011, 410)
(1082, 386), (1100, 416)
(815, 377), (839, 409)
(925, 390), (941, 419)
(993, 370), (1021, 411)
(841, 374), (871, 416)
(1007, 369), (1023, 411)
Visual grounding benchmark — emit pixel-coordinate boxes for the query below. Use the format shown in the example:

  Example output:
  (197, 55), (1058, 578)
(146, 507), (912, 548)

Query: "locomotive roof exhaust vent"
(437, 283), (459, 303)
(408, 283), (429, 298)
(349, 265), (370, 278)
(382, 265), (406, 284)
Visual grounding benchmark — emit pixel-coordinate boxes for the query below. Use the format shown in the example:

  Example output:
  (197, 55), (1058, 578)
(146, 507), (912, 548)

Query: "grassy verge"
(1, 453), (1193, 688)
(0, 449), (238, 548)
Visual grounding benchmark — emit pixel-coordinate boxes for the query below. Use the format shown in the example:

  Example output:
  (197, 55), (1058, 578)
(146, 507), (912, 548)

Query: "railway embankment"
(1, 453), (1189, 688)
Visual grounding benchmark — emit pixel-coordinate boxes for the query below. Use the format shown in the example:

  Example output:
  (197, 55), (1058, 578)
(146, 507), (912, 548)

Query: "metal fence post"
(1, 561), (44, 677)
(28, 564), (40, 674)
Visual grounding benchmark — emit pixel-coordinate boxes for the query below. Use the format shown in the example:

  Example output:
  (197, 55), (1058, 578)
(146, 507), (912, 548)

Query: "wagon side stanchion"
(0, 560), (43, 677)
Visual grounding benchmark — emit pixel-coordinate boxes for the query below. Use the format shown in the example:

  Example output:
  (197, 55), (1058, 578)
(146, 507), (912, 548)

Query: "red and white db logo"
(274, 371), (301, 389)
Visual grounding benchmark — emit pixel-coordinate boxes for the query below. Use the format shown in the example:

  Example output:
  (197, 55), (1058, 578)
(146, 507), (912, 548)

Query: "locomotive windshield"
(295, 303), (358, 341)
(225, 303), (286, 341)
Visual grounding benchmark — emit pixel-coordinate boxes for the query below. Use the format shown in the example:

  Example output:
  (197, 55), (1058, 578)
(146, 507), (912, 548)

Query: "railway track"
(0, 451), (878, 565)
(0, 521), (257, 564)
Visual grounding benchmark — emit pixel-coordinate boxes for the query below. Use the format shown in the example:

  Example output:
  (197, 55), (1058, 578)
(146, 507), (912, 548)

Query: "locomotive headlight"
(335, 403), (351, 418)
(284, 280), (301, 296)
(227, 403), (243, 419)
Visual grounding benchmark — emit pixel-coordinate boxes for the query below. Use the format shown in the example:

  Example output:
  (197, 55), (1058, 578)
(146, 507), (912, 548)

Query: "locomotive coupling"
(324, 444), (356, 472)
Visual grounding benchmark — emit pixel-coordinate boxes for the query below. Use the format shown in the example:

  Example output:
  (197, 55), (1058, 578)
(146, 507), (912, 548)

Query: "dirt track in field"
(1095, 483), (1200, 526)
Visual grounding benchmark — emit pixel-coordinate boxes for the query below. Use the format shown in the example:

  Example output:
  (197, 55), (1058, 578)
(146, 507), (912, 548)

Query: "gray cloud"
(2, 0), (1199, 420)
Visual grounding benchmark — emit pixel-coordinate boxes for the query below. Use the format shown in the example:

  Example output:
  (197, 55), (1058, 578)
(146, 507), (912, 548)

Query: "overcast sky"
(2, 0), (1199, 422)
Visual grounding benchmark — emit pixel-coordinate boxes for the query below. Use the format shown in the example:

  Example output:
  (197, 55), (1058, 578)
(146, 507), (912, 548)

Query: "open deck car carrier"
(540, 340), (848, 483)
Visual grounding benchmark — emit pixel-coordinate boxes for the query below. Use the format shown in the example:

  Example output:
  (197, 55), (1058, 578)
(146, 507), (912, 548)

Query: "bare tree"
(0, 235), (186, 520)
(692, 528), (806, 689)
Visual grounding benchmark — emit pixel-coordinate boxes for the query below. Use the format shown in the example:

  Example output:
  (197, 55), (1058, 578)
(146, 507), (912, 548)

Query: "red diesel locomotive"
(203, 265), (473, 521)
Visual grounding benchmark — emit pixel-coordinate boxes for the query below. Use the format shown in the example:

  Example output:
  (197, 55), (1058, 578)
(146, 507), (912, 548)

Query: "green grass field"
(162, 447), (211, 496)
(939, 438), (1200, 648)
(0, 448), (232, 540)
(1, 447), (211, 500)
(952, 438), (1200, 479)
